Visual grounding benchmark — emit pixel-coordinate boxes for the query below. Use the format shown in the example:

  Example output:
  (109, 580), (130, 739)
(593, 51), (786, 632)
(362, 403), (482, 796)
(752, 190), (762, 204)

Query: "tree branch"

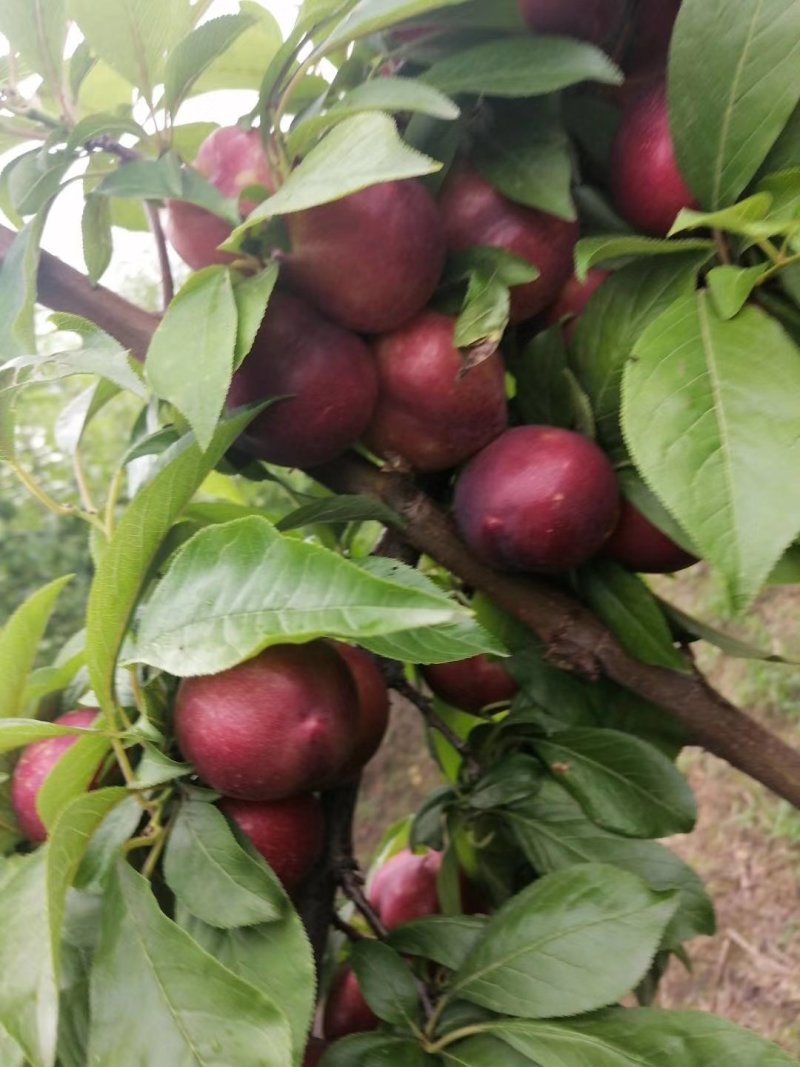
(0, 226), (160, 360)
(7, 217), (800, 810)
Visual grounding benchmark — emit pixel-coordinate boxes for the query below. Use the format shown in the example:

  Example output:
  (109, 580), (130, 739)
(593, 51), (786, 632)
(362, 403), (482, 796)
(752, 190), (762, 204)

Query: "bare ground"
(355, 570), (800, 1056)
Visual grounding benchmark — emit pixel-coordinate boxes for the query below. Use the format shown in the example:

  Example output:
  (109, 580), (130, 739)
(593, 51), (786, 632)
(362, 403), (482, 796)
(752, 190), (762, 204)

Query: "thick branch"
(0, 225), (159, 360)
(312, 456), (800, 809)
(8, 218), (800, 810)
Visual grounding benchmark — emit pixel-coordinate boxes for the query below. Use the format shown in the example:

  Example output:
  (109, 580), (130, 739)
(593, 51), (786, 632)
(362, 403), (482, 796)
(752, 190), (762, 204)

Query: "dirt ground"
(355, 572), (800, 1057)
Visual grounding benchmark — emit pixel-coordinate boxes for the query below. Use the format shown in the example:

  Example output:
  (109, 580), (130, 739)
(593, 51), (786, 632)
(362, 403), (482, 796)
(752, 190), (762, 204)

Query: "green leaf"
(507, 782), (714, 949)
(75, 795), (143, 892)
(454, 268), (511, 351)
(533, 728), (696, 838)
(761, 102), (800, 175)
(287, 76), (459, 158)
(660, 597), (800, 663)
(36, 733), (112, 834)
(622, 291), (800, 607)
(164, 798), (284, 929)
(445, 245), (537, 351)
(669, 0), (800, 208)
(0, 1028), (23, 1067)
(423, 37), (622, 98)
(189, 2), (282, 96)
(574, 235), (713, 281)
(81, 196), (113, 285)
(388, 916), (487, 971)
(89, 862), (293, 1067)
(133, 744), (193, 788)
(340, 557), (507, 663)
(0, 209), (50, 355)
(96, 153), (238, 222)
(46, 788), (127, 975)
(509, 642), (687, 757)
(321, 0), (475, 50)
(54, 378), (121, 456)
(133, 515), (490, 675)
(85, 408), (259, 717)
(512, 326), (588, 432)
(472, 99), (574, 220)
(67, 0), (191, 99)
(571, 252), (710, 454)
(320, 1033), (434, 1066)
(146, 266), (238, 451)
(0, 850), (57, 1067)
(233, 264), (278, 370)
(578, 560), (688, 671)
(669, 194), (778, 238)
(180, 911), (315, 1066)
(452, 864), (677, 1019)
(706, 264), (769, 320)
(231, 113), (441, 238)
(491, 1008), (799, 1066)
(0, 0), (67, 101)
(0, 576), (72, 720)
(0, 718), (97, 754)
(8, 313), (147, 398)
(7, 149), (73, 218)
(350, 939), (421, 1027)
(275, 494), (404, 532)
(467, 754), (544, 812)
(163, 13), (257, 114)
(442, 1034), (533, 1067)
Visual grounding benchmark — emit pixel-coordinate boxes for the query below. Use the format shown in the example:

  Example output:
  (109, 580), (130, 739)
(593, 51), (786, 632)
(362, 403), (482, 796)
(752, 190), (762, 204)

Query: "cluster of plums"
(161, 0), (696, 582)
(12, 5), (701, 1065)
(10, 641), (516, 1063)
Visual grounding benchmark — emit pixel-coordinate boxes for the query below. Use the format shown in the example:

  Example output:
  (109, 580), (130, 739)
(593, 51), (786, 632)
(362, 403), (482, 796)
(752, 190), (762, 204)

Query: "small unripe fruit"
(545, 269), (610, 342)
(165, 126), (273, 270)
(323, 968), (379, 1040)
(422, 655), (518, 713)
(284, 180), (446, 334)
(454, 426), (620, 572)
(604, 500), (698, 573)
(519, 0), (626, 45)
(369, 849), (443, 930)
(174, 642), (359, 801)
(11, 709), (99, 843)
(364, 311), (508, 472)
(330, 644), (390, 779)
(439, 167), (579, 324)
(610, 83), (697, 236)
(218, 795), (325, 893)
(228, 292), (378, 469)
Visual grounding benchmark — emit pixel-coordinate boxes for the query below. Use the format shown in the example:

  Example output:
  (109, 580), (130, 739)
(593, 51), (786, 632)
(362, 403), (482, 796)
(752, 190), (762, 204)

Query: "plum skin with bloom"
(454, 426), (620, 573)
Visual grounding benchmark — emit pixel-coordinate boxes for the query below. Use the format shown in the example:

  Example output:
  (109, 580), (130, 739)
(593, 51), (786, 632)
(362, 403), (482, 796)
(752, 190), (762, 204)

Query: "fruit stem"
(424, 1023), (491, 1055)
(144, 202), (175, 309)
(9, 459), (106, 533)
(757, 250), (800, 286)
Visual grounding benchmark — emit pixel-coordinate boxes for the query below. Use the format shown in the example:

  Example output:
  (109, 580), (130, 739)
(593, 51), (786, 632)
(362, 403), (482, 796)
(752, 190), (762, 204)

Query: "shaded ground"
(355, 571), (800, 1056)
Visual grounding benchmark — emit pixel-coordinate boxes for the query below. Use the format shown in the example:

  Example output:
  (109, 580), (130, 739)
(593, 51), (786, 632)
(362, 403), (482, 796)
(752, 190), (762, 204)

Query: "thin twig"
(338, 860), (389, 940)
(145, 203), (175, 309)
(331, 912), (368, 942)
(381, 662), (481, 778)
(713, 229), (732, 266)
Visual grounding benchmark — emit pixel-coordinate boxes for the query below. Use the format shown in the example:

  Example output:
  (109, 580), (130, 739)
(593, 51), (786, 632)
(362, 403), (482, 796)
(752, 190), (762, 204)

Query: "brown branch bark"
(6, 217), (800, 809)
(311, 456), (800, 807)
(0, 225), (160, 361)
